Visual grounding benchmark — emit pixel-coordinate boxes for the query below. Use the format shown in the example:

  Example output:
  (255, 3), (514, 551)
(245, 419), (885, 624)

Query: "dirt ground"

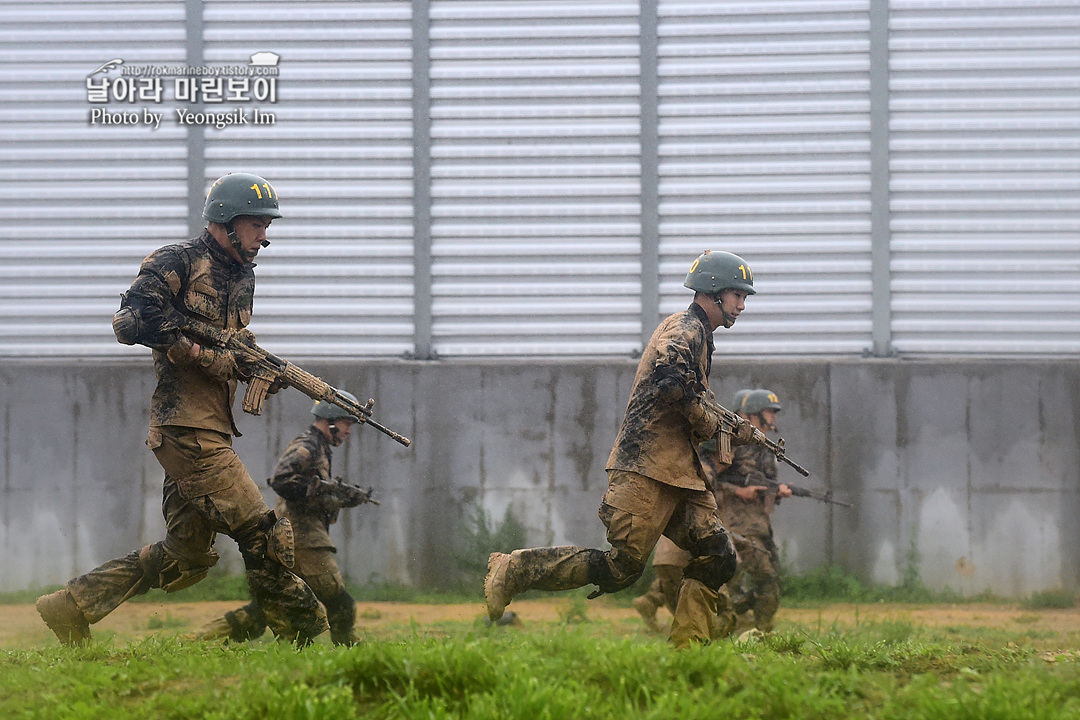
(6, 598), (1080, 650)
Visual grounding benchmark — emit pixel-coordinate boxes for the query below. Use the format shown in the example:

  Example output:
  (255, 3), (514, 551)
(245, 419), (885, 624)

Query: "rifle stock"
(181, 319), (412, 447)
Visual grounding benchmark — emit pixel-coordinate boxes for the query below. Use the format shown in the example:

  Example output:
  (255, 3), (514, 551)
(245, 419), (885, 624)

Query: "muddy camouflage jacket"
(122, 231), (254, 435)
(714, 442), (778, 537)
(270, 426), (352, 551)
(606, 302), (716, 490)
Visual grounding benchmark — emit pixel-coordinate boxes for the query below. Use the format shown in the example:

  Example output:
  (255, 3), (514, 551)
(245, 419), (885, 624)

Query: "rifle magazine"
(717, 430), (734, 465)
(242, 373), (274, 415)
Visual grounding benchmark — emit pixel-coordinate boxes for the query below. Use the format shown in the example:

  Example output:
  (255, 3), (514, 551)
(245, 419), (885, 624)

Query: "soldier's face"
(719, 289), (746, 321)
(233, 215), (272, 260)
(330, 418), (355, 445)
(707, 288), (747, 329)
(759, 409), (778, 432)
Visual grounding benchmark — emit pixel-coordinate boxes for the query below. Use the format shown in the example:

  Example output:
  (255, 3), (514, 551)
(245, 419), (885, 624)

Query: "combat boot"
(193, 616), (234, 642)
(36, 588), (91, 646)
(193, 605), (268, 643)
(632, 595), (662, 634)
(484, 552), (516, 622)
(265, 516), (295, 569)
(486, 546), (598, 621)
(330, 629), (362, 647)
(737, 628), (766, 643)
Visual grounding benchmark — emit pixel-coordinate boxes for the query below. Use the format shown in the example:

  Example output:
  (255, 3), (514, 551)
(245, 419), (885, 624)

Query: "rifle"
(702, 396), (810, 477)
(324, 478), (381, 507)
(760, 478), (853, 508)
(181, 318), (412, 447)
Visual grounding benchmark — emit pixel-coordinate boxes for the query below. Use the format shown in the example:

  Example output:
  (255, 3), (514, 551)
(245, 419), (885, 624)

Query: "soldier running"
(485, 250), (759, 647)
(36, 173), (328, 646)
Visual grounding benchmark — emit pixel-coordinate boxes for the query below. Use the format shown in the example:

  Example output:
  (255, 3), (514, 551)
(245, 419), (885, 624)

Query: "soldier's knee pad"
(238, 511), (295, 570)
(683, 533), (738, 591)
(585, 549), (645, 594)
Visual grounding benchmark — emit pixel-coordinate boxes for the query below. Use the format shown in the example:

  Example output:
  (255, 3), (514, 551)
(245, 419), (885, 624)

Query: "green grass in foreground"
(3, 616), (1080, 720)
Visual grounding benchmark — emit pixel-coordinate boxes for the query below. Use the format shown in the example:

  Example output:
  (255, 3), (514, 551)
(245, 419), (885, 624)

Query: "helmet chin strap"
(226, 221), (258, 263)
(327, 422), (343, 446)
(711, 291), (738, 328)
(720, 301), (737, 328)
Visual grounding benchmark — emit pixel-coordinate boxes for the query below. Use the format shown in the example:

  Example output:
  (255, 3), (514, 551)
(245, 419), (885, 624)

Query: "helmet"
(683, 250), (756, 296)
(742, 389), (782, 415)
(203, 173), (282, 224)
(733, 388), (753, 413)
(312, 390), (361, 422)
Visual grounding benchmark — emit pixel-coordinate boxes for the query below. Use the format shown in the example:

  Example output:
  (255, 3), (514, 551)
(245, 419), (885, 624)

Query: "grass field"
(3, 595), (1080, 720)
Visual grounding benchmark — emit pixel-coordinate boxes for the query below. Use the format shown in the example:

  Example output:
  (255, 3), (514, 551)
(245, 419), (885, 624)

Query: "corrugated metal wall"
(428, 0), (643, 356)
(658, 0), (873, 354)
(889, 0), (1080, 353)
(1, 0), (1078, 359)
(202, 1), (416, 357)
(0, 1), (188, 357)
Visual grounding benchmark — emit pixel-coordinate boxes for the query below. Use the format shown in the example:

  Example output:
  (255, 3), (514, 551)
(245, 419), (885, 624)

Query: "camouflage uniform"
(631, 535), (689, 632)
(487, 303), (737, 647)
(62, 232), (327, 643)
(207, 426), (369, 645)
(712, 442), (782, 632)
(633, 454), (740, 639)
(639, 535), (690, 617)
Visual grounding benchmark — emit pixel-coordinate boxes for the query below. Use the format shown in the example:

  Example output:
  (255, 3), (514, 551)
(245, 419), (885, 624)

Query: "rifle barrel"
(364, 418), (411, 447)
(786, 484), (853, 508)
(779, 454), (811, 477)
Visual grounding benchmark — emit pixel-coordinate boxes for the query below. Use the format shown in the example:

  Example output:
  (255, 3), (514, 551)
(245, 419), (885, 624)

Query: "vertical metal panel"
(412, 0), (434, 359)
(185, 0), (206, 239)
(658, 0), (874, 354)
(427, 0), (643, 356)
(869, 0), (893, 356)
(0, 0), (189, 357)
(890, 0), (1080, 354)
(202, 1), (416, 357)
(640, 0), (662, 345)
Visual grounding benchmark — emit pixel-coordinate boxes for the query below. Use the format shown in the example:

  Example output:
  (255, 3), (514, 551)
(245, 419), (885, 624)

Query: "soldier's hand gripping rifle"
(702, 396), (852, 506)
(326, 478), (381, 507)
(181, 318), (412, 447)
(702, 396), (810, 477)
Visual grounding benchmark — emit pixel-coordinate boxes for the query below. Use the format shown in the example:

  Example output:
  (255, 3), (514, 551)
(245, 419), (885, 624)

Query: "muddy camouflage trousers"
(638, 564), (685, 617)
(211, 546), (358, 645)
(66, 426), (327, 643)
(725, 530), (781, 632)
(636, 567), (740, 639)
(503, 470), (736, 646)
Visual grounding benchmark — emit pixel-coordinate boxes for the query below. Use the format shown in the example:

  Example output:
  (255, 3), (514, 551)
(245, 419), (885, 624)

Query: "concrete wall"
(1, 357), (1078, 598)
